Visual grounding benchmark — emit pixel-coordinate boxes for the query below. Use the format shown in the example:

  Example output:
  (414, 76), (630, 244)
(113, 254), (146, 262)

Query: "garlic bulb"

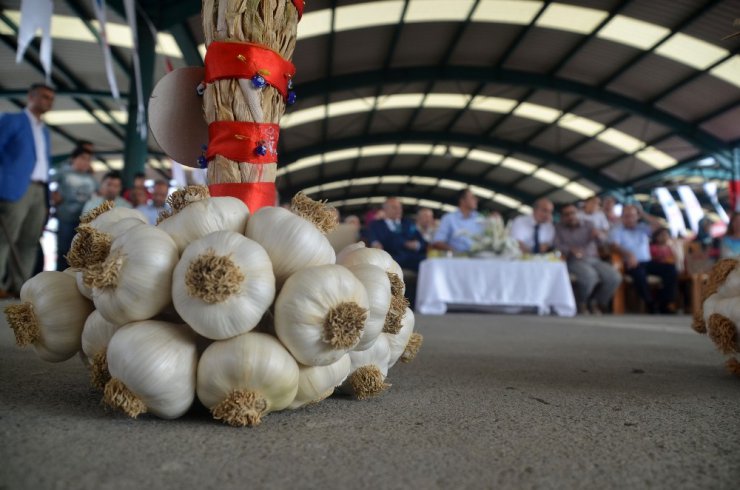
(172, 230), (275, 340)
(104, 320), (198, 419)
(275, 264), (369, 366)
(245, 193), (338, 287)
(157, 186), (249, 254)
(5, 271), (93, 362)
(342, 333), (392, 400)
(345, 263), (391, 351)
(80, 200), (147, 231)
(89, 223), (179, 325)
(336, 241), (366, 264)
(81, 310), (122, 390)
(386, 307), (423, 368)
(76, 271), (93, 299)
(290, 354), (351, 409)
(197, 332), (299, 427)
(337, 245), (408, 334)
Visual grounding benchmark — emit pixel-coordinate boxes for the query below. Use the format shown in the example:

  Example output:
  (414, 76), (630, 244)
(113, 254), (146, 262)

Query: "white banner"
(16, 0), (53, 83)
(655, 187), (687, 237)
(170, 160), (188, 188)
(92, 0), (121, 104)
(677, 185), (704, 234)
(703, 182), (730, 223)
(123, 0), (146, 140)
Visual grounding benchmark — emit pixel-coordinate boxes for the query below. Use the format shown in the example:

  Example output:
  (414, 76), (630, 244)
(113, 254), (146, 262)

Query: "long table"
(416, 257), (576, 316)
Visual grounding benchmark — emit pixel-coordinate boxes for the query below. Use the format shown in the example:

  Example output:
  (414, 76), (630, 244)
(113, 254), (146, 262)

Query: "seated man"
(367, 197), (427, 272)
(81, 170), (132, 216)
(510, 198), (555, 254)
(555, 204), (621, 314)
(136, 179), (171, 225)
(431, 188), (484, 254)
(609, 204), (677, 314)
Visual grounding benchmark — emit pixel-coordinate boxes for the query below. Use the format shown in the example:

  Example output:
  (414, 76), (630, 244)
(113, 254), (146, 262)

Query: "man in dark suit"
(367, 197), (427, 308)
(367, 197), (427, 272)
(0, 83), (55, 297)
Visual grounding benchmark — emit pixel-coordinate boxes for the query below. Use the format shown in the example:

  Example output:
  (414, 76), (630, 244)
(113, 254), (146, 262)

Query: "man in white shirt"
(136, 179), (171, 225)
(510, 198), (555, 254)
(0, 84), (55, 297)
(432, 188), (484, 253)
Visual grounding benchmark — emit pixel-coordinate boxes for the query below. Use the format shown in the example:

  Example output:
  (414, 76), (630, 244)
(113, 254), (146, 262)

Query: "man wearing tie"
(367, 197), (427, 272)
(510, 198), (555, 254)
(0, 83), (55, 298)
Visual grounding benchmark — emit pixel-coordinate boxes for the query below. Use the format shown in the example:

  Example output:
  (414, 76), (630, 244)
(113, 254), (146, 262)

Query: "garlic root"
(166, 185), (210, 215)
(726, 357), (740, 377)
(86, 251), (124, 289)
(323, 302), (367, 349)
(707, 314), (738, 355)
(66, 225), (112, 270)
(90, 350), (110, 391)
(211, 389), (268, 427)
(694, 259), (738, 332)
(401, 332), (423, 363)
(104, 378), (147, 418)
(290, 192), (338, 234)
(349, 365), (390, 400)
(79, 200), (115, 224)
(5, 302), (40, 346)
(185, 250), (244, 303)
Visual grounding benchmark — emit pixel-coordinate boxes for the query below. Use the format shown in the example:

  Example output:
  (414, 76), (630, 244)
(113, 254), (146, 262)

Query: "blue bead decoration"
(197, 155), (208, 169)
(287, 91), (297, 105)
(251, 74), (266, 89)
(200, 144), (208, 152)
(255, 144), (267, 156)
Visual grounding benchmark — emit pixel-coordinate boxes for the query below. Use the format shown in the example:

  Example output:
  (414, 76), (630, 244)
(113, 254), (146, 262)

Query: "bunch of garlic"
(3, 191), (423, 427)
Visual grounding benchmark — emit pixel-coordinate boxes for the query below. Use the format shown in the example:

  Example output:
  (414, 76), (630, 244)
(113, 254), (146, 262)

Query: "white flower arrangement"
(469, 213), (521, 258)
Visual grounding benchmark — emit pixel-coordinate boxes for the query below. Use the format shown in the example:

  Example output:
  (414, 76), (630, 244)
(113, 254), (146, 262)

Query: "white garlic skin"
(92, 223), (179, 325)
(76, 270), (93, 299)
(290, 354), (351, 409)
(386, 307), (415, 368)
(274, 264), (369, 366)
(81, 309), (121, 360)
(157, 196), (249, 254)
(349, 332), (392, 377)
(197, 332), (299, 413)
(19, 271), (94, 362)
(88, 207), (148, 231)
(336, 245), (404, 282)
(345, 263), (391, 351)
(172, 230), (275, 340)
(107, 320), (198, 419)
(245, 206), (335, 287)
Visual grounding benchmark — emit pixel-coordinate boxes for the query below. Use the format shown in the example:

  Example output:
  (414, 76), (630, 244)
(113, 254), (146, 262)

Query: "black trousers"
(626, 261), (678, 312)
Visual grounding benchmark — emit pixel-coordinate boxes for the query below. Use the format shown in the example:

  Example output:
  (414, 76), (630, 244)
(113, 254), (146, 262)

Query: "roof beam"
(297, 66), (731, 156)
(280, 167), (534, 205)
(169, 22), (203, 67)
(278, 131), (620, 190)
(0, 89), (128, 100)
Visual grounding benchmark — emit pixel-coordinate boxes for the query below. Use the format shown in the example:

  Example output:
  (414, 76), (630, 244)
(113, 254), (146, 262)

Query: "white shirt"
(510, 214), (555, 251)
(578, 210), (610, 232)
(25, 108), (49, 183)
(384, 218), (401, 232)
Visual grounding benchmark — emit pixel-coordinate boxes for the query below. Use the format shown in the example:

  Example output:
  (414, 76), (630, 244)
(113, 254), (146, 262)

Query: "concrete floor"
(1, 300), (739, 489)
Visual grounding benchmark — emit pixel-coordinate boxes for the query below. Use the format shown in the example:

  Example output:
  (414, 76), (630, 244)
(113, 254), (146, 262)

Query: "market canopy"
(1, 0), (738, 214)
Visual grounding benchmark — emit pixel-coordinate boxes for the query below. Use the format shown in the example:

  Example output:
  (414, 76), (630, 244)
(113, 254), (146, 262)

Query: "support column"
(122, 13), (156, 189)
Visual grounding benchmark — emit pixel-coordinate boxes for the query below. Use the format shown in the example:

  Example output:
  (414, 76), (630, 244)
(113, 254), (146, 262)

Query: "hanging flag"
(170, 159), (188, 188)
(16, 0), (54, 83)
(123, 0), (147, 141)
(91, 0), (121, 105)
(655, 187), (687, 238)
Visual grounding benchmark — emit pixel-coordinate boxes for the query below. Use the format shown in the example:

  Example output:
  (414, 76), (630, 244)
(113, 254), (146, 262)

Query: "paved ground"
(1, 300), (738, 489)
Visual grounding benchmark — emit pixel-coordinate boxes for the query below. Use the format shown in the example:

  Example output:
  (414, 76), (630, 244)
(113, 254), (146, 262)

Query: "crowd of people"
(1, 83), (738, 315)
(0, 84), (171, 298)
(333, 190), (739, 315)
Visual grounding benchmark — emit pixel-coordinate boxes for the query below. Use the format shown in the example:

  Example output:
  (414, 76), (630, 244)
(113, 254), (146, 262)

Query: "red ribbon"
(206, 121), (279, 164)
(204, 42), (295, 99)
(209, 182), (276, 213)
(292, 0), (305, 20)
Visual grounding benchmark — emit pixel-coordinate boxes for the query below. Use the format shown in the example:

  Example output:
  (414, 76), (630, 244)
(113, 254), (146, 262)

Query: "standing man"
(609, 204), (677, 314)
(431, 188), (484, 254)
(51, 147), (98, 270)
(136, 179), (171, 225)
(510, 198), (555, 254)
(0, 83), (55, 298)
(555, 204), (621, 314)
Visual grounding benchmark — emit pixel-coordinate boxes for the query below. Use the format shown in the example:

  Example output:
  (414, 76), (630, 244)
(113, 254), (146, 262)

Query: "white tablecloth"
(416, 257), (576, 316)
